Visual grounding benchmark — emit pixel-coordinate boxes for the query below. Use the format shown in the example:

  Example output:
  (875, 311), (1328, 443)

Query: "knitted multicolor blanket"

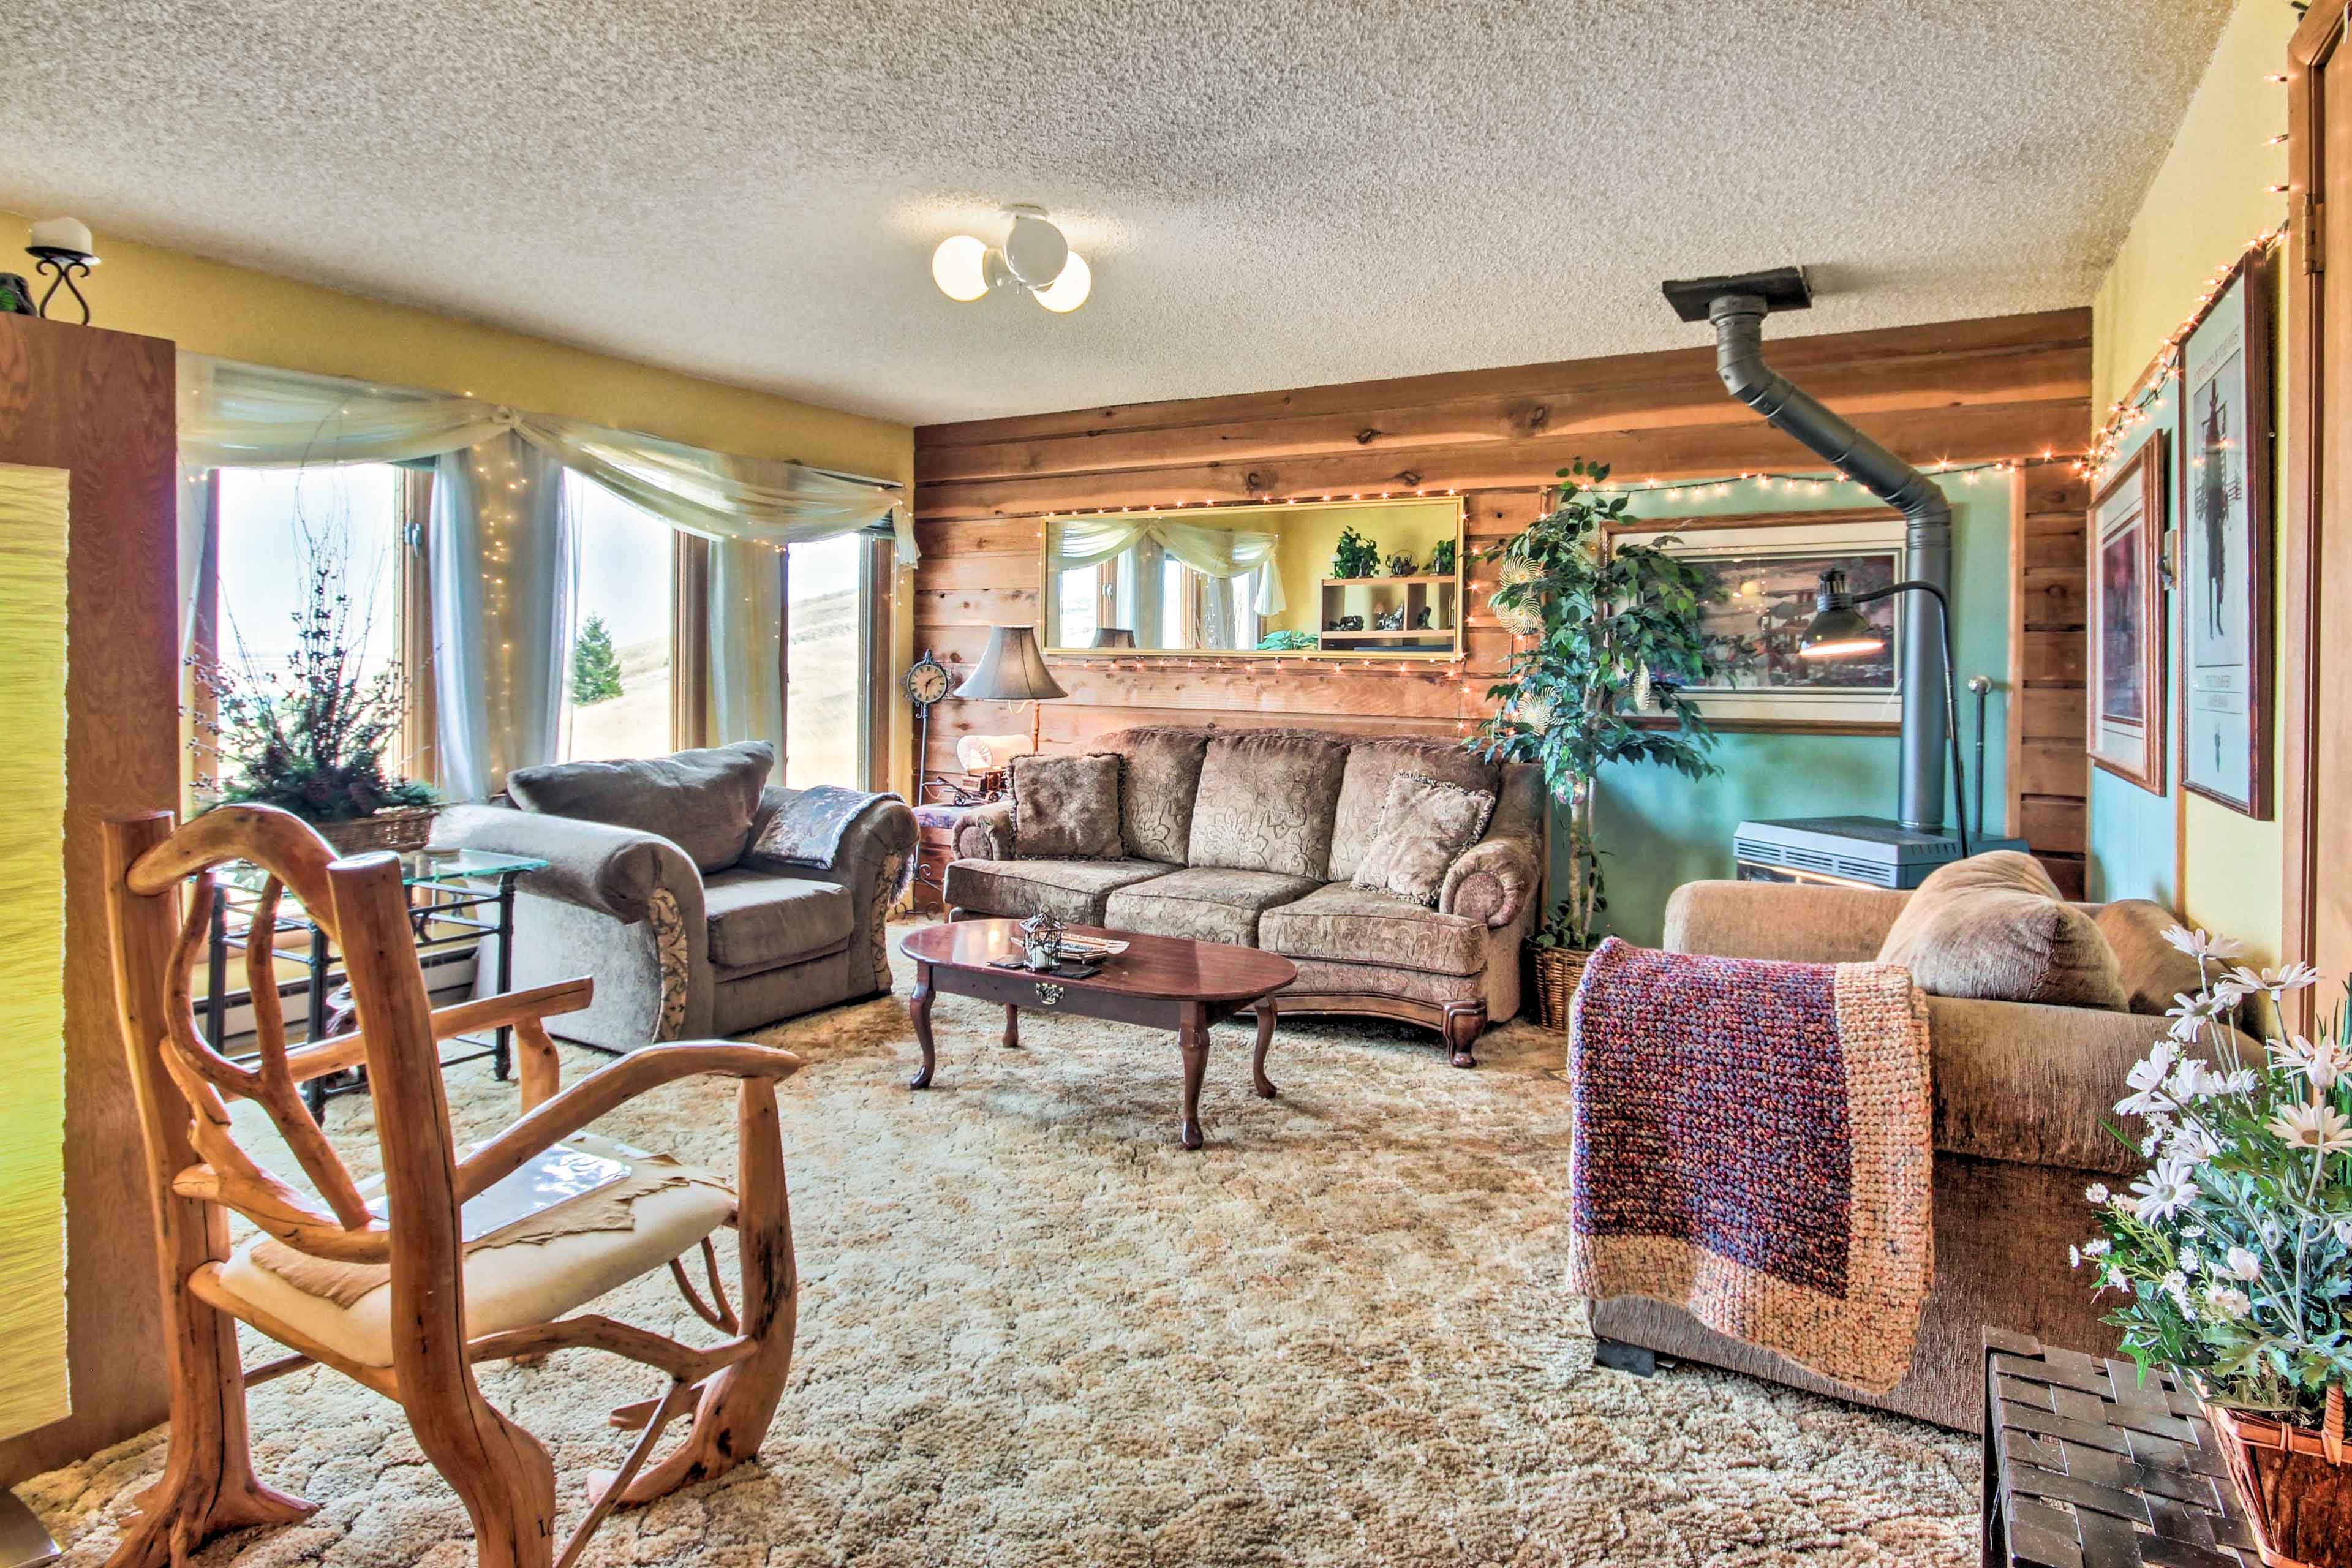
(1564, 937), (1936, 1394)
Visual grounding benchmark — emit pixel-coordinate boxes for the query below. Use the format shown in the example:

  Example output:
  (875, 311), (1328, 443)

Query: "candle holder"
(26, 246), (95, 325)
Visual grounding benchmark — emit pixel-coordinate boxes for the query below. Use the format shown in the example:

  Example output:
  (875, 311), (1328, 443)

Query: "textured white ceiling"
(2, 1), (2232, 426)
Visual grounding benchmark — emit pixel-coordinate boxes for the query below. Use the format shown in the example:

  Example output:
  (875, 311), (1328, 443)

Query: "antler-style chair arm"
(455, 1041), (803, 1204)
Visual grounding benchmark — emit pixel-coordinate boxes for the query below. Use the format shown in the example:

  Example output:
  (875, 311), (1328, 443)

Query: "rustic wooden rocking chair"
(100, 805), (806, 1568)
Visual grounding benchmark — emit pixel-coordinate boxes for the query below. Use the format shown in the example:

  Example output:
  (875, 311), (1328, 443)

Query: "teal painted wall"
(1553, 470), (2019, 946)
(2081, 394), (2182, 910)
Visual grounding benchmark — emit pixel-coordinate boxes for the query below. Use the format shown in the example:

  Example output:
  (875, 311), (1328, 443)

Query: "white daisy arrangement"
(2073, 924), (2350, 1425)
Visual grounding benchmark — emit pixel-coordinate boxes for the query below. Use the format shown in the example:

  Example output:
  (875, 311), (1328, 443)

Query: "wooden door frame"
(2285, 4), (2341, 1023)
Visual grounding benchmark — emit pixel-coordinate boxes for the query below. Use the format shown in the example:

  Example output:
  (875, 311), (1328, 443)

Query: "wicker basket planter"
(1532, 945), (1592, 1033)
(314, 805), (439, 858)
(2206, 1385), (2352, 1567)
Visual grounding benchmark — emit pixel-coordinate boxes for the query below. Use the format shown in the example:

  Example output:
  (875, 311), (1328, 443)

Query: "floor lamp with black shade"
(1795, 568), (1971, 859)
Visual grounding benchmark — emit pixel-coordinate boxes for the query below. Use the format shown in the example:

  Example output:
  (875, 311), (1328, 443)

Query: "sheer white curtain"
(176, 354), (902, 795)
(1047, 515), (1285, 615)
(431, 435), (574, 799)
(709, 539), (785, 773)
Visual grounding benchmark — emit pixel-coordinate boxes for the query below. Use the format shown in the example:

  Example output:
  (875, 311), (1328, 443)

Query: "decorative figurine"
(1326, 614), (1365, 632)
(1375, 606), (1407, 631)
(1019, 911), (1067, 971)
(1384, 551), (1419, 577)
(1413, 606), (1434, 629)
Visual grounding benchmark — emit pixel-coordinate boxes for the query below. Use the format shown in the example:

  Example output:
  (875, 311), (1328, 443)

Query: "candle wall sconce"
(24, 218), (97, 325)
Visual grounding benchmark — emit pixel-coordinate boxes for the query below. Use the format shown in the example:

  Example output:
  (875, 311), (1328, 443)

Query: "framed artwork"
(2087, 434), (2168, 793)
(1608, 511), (1905, 727)
(2177, 248), (2274, 817)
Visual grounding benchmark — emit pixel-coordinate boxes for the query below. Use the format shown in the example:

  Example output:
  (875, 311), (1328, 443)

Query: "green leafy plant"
(1464, 459), (1724, 950)
(1331, 526), (1381, 579)
(1256, 629), (1319, 652)
(571, 612), (625, 704)
(1426, 538), (1458, 576)
(2073, 931), (2351, 1427)
(198, 533), (434, 825)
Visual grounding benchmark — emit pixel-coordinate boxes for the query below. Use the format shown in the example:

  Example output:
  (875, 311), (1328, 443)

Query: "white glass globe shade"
(1002, 213), (1069, 288)
(931, 235), (989, 301)
(1033, 251), (1091, 313)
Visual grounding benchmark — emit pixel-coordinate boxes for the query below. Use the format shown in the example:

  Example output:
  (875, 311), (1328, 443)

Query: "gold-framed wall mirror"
(1039, 495), (1466, 660)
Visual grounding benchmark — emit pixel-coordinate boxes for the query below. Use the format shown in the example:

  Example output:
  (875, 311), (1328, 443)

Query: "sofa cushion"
(1011, 753), (1123, 859)
(1877, 851), (2127, 1010)
(507, 741), (772, 875)
(1101, 728), (1213, 864)
(1104, 867), (1322, 946)
(1259, 883), (1487, 977)
(1186, 732), (1349, 878)
(944, 858), (1172, 925)
(1352, 774), (1496, 907)
(2095, 899), (2211, 1017)
(1328, 738), (1498, 881)
(700, 868), (853, 971)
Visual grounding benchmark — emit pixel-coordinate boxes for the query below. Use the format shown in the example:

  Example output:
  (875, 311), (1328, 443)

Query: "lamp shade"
(1090, 627), (1136, 649)
(957, 625), (1069, 703)
(1795, 568), (1889, 660)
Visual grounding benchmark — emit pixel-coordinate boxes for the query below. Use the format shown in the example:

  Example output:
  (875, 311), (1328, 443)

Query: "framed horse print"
(2087, 434), (2168, 793)
(2177, 247), (2275, 817)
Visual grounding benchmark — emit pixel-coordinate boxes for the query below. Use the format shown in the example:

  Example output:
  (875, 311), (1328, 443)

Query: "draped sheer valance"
(1047, 515), (1286, 615)
(176, 356), (910, 556)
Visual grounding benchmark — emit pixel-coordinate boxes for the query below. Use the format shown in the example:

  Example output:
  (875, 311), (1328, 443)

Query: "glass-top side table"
(204, 847), (551, 1120)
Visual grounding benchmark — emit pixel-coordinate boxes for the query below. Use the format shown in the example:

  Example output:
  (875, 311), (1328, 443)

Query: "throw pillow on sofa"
(1351, 774), (1496, 907)
(1875, 850), (2127, 1009)
(1010, 753), (1124, 859)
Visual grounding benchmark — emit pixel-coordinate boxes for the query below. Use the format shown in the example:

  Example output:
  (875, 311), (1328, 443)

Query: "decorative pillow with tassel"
(1352, 773), (1496, 906)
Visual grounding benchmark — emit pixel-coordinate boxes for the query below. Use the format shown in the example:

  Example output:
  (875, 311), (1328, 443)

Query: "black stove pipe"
(1671, 273), (1954, 835)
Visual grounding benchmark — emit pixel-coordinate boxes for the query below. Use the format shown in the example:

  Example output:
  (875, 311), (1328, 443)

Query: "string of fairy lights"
(975, 456), (2067, 738)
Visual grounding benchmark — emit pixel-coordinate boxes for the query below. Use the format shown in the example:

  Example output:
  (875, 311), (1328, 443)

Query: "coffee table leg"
(909, 963), (936, 1090)
(1251, 1001), (1278, 1099)
(1002, 1006), (1020, 1049)
(1178, 1001), (1209, 1150)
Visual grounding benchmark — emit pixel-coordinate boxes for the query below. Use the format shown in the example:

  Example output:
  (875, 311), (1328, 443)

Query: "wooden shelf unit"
(1317, 574), (1460, 656)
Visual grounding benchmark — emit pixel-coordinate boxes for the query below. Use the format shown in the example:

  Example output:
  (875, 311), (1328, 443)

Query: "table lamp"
(1091, 628), (1136, 649)
(956, 625), (1068, 752)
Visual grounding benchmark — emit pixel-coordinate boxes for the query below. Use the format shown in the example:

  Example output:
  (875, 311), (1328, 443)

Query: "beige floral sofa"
(943, 726), (1543, 1064)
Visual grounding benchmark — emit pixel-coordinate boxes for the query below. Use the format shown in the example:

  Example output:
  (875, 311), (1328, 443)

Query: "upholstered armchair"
(439, 742), (915, 1049)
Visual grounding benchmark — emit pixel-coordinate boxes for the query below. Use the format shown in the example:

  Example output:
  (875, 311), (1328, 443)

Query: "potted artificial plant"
(2077, 932), (2352, 1567)
(200, 546), (438, 856)
(1465, 461), (1724, 1028)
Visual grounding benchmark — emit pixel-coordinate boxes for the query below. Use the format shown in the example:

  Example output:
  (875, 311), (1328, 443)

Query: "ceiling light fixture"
(931, 205), (1091, 313)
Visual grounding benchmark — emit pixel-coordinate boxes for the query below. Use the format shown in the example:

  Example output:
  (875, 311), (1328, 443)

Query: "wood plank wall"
(2010, 466), (2093, 896)
(912, 308), (2094, 851)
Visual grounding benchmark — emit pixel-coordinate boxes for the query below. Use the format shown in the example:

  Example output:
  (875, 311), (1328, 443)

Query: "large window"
(564, 472), (677, 762)
(785, 533), (871, 788)
(215, 464), (406, 690)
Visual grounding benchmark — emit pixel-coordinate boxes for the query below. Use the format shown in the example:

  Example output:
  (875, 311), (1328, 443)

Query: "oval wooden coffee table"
(899, 919), (1299, 1149)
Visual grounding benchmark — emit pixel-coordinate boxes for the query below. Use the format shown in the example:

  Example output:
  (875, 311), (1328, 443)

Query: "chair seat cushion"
(945, 857), (1172, 925)
(216, 1133), (736, 1368)
(1103, 867), (1322, 946)
(702, 869), (853, 970)
(1259, 882), (1488, 977)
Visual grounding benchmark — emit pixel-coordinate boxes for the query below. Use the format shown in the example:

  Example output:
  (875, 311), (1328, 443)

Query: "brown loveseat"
(1587, 875), (2243, 1432)
(943, 726), (1542, 1063)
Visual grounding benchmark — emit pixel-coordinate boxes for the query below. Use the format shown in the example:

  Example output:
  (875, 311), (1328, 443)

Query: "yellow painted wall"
(1, 208), (921, 796)
(1265, 500), (1461, 637)
(2086, 0), (2293, 960)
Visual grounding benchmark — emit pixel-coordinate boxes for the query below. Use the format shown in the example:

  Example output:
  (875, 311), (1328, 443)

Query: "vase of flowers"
(198, 538), (437, 856)
(2075, 925), (2352, 1566)
(1465, 460), (1724, 965)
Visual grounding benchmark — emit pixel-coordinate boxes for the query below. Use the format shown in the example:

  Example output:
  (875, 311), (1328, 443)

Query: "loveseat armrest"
(1926, 994), (2258, 1175)
(434, 803), (703, 925)
(1664, 879), (1912, 964)
(1441, 832), (1540, 928)
(952, 799), (1016, 862)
